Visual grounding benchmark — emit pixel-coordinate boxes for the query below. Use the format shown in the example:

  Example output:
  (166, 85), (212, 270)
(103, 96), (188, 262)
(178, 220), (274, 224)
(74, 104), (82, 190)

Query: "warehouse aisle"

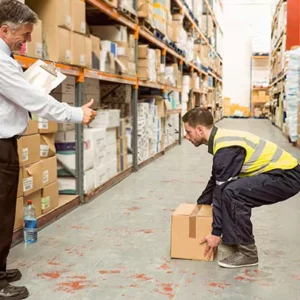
(8, 119), (300, 300)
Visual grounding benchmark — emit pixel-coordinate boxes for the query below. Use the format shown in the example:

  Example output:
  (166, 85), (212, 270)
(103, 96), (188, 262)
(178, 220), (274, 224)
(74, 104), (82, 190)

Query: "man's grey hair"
(0, 0), (38, 30)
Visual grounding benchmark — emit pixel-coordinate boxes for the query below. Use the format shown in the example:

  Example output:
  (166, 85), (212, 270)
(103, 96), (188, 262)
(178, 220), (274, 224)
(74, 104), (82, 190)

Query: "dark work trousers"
(220, 165), (300, 245)
(0, 137), (19, 288)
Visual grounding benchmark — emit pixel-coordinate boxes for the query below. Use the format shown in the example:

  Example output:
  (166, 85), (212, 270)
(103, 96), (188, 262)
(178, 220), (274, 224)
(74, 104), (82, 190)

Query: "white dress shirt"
(0, 38), (83, 138)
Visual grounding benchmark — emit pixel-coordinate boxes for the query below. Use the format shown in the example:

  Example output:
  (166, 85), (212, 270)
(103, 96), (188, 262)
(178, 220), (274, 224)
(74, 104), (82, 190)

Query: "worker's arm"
(211, 146), (246, 237)
(197, 173), (215, 205)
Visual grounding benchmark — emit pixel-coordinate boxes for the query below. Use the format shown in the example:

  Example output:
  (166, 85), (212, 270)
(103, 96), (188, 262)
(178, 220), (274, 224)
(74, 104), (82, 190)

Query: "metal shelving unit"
(13, 0), (223, 239)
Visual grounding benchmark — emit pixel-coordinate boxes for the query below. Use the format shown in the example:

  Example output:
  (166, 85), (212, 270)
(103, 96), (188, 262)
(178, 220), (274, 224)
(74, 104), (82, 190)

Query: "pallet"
(118, 6), (137, 23)
(139, 18), (155, 35)
(153, 29), (166, 42)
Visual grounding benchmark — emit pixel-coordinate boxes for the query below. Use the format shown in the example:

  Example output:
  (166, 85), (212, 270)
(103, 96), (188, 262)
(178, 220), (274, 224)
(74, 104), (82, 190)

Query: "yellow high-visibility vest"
(213, 129), (298, 177)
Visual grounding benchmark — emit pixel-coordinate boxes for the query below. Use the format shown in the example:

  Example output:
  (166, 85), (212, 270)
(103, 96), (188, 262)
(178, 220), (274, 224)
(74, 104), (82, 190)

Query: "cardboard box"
(71, 0), (86, 34)
(22, 161), (43, 196)
(85, 36), (92, 69)
(84, 78), (100, 95)
(24, 190), (42, 217)
(24, 19), (43, 58)
(51, 93), (75, 106)
(41, 156), (57, 187)
(18, 134), (40, 167)
(171, 204), (213, 261)
(43, 27), (72, 63)
(91, 35), (101, 70)
(90, 25), (128, 43)
(14, 197), (24, 230)
(58, 123), (75, 132)
(138, 45), (149, 58)
(40, 134), (56, 159)
(17, 168), (23, 198)
(84, 94), (100, 109)
(38, 118), (58, 134)
(41, 181), (59, 214)
(51, 76), (76, 95)
(26, 0), (72, 30)
(72, 32), (86, 66)
(23, 120), (39, 136)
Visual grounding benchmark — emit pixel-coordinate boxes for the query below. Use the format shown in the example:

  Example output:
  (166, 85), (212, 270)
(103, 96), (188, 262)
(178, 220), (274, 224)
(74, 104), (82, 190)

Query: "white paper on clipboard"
(23, 59), (66, 94)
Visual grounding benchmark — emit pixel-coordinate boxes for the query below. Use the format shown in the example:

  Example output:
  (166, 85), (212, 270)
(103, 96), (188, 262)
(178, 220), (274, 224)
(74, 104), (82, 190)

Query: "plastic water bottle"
(23, 200), (38, 244)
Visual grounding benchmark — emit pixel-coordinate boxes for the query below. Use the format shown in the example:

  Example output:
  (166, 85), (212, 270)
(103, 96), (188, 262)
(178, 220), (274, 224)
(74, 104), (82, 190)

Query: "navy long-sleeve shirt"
(197, 126), (246, 236)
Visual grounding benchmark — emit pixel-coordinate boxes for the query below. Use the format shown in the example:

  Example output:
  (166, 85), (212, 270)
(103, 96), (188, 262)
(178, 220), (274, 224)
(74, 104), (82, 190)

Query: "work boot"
(0, 284), (29, 299)
(217, 243), (238, 261)
(218, 244), (258, 268)
(6, 269), (22, 283)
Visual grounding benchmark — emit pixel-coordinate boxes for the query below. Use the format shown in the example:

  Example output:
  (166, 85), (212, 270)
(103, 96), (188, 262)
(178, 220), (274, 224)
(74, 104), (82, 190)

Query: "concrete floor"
(8, 119), (300, 299)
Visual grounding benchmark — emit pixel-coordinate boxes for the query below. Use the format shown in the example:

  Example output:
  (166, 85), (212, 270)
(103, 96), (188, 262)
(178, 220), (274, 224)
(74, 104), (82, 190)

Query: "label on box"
(81, 22), (86, 34)
(117, 47), (126, 56)
(43, 170), (49, 184)
(36, 43), (43, 56)
(38, 119), (48, 129)
(23, 177), (33, 192)
(80, 55), (85, 66)
(41, 196), (50, 210)
(66, 50), (71, 62)
(40, 145), (50, 157)
(22, 148), (29, 162)
(66, 15), (71, 28)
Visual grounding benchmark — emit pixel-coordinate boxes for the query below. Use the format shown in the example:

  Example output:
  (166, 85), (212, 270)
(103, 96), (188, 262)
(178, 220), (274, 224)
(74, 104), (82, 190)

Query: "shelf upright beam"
(178, 60), (183, 145)
(132, 23), (139, 172)
(75, 69), (85, 203)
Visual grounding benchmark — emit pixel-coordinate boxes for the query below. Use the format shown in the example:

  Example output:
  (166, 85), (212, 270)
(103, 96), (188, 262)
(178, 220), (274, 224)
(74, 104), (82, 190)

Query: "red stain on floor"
(162, 179), (185, 184)
(208, 282), (231, 290)
(138, 229), (154, 234)
(160, 263), (170, 270)
(235, 276), (245, 281)
(56, 280), (95, 293)
(135, 274), (153, 281)
(38, 271), (62, 279)
(127, 207), (141, 211)
(154, 283), (174, 299)
(99, 270), (121, 274)
(192, 272), (196, 276)
(130, 284), (138, 288)
(291, 275), (300, 280)
(70, 226), (89, 230)
(68, 276), (87, 279)
(48, 257), (60, 266)
(166, 271), (173, 274)
(234, 270), (273, 286)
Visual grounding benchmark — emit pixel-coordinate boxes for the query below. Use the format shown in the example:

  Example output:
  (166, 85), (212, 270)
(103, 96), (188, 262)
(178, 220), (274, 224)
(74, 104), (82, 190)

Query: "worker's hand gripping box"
(170, 204), (214, 261)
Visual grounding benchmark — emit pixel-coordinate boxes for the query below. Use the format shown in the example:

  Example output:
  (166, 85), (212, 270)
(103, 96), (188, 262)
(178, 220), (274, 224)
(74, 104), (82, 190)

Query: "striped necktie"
(10, 53), (32, 119)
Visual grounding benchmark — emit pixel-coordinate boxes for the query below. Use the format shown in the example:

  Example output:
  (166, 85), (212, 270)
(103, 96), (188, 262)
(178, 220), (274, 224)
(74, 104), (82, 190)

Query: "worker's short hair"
(0, 0), (38, 29)
(182, 108), (214, 128)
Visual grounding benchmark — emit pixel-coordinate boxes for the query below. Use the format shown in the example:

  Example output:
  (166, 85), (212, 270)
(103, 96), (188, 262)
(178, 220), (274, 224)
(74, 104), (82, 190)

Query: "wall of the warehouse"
(222, 0), (273, 107)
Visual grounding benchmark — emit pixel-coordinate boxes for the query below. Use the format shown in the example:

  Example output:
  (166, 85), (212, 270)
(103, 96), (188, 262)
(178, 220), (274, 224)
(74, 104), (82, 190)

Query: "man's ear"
(195, 125), (204, 135)
(0, 25), (9, 36)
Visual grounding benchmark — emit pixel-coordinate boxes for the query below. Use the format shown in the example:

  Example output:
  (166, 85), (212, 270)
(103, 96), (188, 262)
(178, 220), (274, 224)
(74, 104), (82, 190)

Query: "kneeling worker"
(182, 108), (300, 268)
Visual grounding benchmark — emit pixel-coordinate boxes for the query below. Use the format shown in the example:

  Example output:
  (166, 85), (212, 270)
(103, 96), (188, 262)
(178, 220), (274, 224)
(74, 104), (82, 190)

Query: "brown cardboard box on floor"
(170, 203), (214, 261)
(24, 190), (42, 217)
(23, 120), (39, 136)
(14, 197), (24, 230)
(38, 118), (58, 134)
(43, 27), (72, 63)
(26, 0), (72, 30)
(17, 168), (23, 198)
(40, 134), (56, 159)
(41, 181), (59, 214)
(41, 156), (58, 188)
(22, 161), (43, 197)
(71, 0), (86, 34)
(18, 134), (40, 167)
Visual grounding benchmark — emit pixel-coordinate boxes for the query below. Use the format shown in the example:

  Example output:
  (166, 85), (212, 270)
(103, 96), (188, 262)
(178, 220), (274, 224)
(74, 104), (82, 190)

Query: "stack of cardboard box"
(138, 45), (157, 82)
(15, 118), (59, 231)
(138, 0), (154, 24)
(153, 0), (167, 36)
(26, 0), (91, 68)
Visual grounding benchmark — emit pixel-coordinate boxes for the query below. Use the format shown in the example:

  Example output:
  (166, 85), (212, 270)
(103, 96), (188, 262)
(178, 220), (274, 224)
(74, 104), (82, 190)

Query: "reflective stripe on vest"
(213, 129), (298, 177)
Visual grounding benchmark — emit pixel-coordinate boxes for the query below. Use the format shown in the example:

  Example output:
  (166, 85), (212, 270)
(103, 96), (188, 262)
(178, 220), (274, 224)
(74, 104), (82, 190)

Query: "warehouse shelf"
(85, 0), (136, 30)
(203, 0), (223, 35)
(15, 55), (81, 76)
(137, 141), (178, 170)
(85, 167), (133, 203)
(173, 0), (222, 61)
(138, 81), (164, 89)
(253, 87), (269, 91)
(167, 109), (182, 115)
(270, 72), (285, 87)
(271, 30), (285, 57)
(84, 69), (137, 85)
(252, 56), (270, 59)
